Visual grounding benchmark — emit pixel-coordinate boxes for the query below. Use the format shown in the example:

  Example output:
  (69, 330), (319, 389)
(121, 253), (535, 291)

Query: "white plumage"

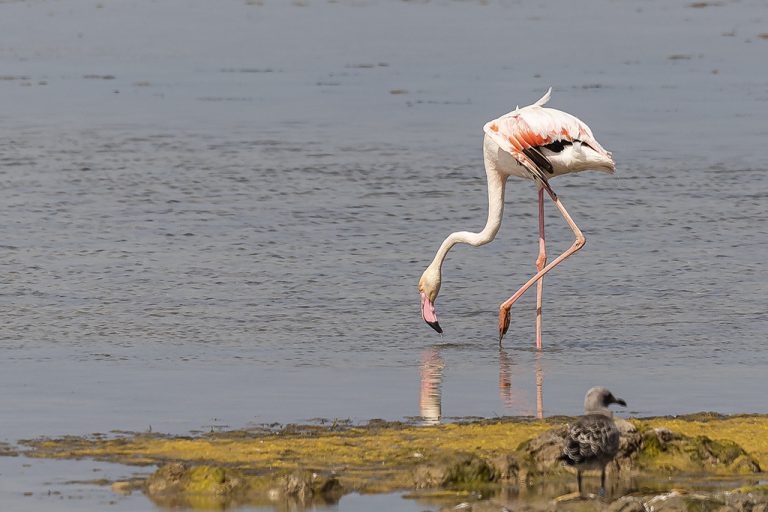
(418, 88), (615, 347)
(482, 87), (614, 180)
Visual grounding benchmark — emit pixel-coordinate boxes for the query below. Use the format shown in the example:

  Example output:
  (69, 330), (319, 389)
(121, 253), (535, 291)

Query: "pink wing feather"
(483, 90), (611, 175)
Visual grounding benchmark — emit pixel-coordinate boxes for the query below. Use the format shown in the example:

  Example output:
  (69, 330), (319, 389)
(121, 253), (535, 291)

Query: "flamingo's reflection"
(419, 346), (546, 423)
(498, 349), (544, 418)
(419, 347), (444, 425)
(535, 350), (544, 419)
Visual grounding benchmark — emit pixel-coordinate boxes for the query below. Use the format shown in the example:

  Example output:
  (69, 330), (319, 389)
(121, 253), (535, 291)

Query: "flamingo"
(418, 88), (615, 347)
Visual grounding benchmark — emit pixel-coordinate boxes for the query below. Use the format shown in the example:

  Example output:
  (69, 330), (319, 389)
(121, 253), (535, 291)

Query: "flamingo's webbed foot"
(498, 307), (511, 344)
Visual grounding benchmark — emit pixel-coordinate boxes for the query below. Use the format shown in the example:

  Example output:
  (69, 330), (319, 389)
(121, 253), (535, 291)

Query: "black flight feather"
(522, 146), (554, 174)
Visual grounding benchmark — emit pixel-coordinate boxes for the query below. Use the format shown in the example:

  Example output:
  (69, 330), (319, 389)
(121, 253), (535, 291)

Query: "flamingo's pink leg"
(535, 350), (544, 419)
(535, 186), (546, 350)
(499, 188), (585, 342)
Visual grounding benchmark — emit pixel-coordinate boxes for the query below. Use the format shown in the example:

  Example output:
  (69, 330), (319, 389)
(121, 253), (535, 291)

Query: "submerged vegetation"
(19, 414), (768, 510)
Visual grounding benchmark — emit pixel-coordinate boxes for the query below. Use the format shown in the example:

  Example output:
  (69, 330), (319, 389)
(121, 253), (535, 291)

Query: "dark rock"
(276, 470), (342, 503)
(607, 496), (645, 512)
(517, 426), (569, 482)
(145, 462), (189, 496)
(442, 455), (498, 488)
(0, 442), (19, 457)
(145, 463), (342, 508)
(643, 492), (723, 512)
(722, 491), (768, 512)
(489, 453), (520, 481)
(413, 464), (447, 489)
(638, 491), (768, 512)
(635, 428), (761, 474)
(414, 454), (499, 490)
(146, 463), (246, 498)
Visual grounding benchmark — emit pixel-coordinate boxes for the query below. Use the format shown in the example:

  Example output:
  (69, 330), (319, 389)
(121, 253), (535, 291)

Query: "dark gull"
(559, 386), (626, 497)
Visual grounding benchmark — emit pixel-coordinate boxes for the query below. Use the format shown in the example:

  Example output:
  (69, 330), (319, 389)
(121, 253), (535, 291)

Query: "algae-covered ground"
(639, 414), (768, 470)
(19, 414), (768, 511)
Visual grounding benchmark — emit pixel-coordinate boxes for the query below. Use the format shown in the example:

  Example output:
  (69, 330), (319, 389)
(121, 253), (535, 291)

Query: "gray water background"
(0, 0), (767, 507)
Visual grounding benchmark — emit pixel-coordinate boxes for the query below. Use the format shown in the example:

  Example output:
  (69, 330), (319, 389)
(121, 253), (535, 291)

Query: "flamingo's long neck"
(430, 162), (507, 272)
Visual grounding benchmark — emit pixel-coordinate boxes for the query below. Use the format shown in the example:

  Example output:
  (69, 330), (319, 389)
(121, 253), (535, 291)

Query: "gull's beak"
(613, 396), (627, 407)
(420, 292), (442, 334)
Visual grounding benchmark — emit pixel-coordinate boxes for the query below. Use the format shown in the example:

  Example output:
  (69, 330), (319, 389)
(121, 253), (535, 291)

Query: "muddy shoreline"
(16, 413), (768, 510)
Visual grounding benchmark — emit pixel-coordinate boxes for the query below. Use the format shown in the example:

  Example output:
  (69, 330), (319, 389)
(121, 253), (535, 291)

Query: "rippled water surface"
(1, 0), (767, 509)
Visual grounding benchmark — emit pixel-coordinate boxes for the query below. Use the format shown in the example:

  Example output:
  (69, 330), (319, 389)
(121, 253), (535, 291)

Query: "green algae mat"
(18, 414), (768, 509)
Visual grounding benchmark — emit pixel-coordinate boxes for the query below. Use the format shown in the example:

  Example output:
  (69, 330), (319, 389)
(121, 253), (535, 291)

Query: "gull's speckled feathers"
(560, 413), (621, 469)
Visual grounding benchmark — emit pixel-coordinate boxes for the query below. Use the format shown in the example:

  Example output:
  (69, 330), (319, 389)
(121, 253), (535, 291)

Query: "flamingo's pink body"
(418, 88), (615, 347)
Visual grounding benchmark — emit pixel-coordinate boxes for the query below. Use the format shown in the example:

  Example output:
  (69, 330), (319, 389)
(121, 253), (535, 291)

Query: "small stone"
(614, 418), (637, 436)
(110, 481), (132, 495)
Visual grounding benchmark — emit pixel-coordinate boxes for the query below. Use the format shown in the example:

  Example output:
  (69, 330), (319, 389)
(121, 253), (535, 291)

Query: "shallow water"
(1, 0), (767, 509)
(0, 457), (152, 511)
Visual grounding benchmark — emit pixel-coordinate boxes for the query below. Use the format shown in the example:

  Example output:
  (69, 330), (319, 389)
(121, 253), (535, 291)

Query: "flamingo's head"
(569, 140), (615, 174)
(418, 265), (442, 334)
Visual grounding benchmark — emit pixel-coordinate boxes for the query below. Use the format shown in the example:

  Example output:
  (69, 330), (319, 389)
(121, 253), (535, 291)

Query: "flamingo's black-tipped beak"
(420, 292), (442, 334)
(426, 319), (442, 334)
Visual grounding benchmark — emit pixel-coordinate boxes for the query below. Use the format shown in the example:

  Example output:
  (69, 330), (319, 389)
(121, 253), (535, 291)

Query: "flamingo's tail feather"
(534, 87), (552, 107)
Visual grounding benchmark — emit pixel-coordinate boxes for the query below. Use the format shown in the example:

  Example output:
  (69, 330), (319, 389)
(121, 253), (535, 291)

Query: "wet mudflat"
(1, 0), (767, 510)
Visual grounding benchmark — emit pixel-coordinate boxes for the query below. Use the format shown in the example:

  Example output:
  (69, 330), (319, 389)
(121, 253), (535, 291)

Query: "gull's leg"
(535, 185), (546, 350)
(499, 188), (585, 342)
(599, 467), (606, 497)
(553, 466), (583, 503)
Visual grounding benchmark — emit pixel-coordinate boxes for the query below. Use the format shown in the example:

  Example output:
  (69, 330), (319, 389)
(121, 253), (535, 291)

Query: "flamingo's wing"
(483, 91), (612, 182)
(483, 109), (560, 188)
